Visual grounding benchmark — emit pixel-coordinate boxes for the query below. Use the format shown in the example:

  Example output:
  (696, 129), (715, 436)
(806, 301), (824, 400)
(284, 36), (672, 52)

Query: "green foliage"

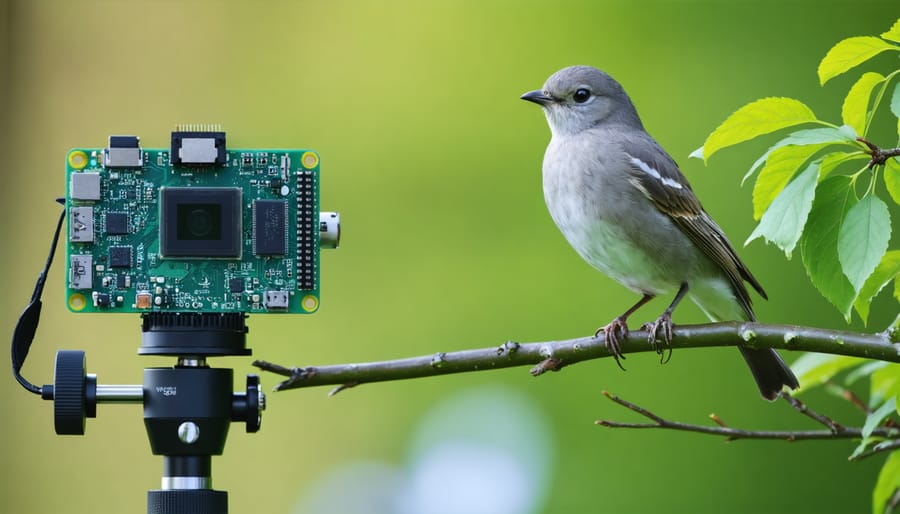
(696, 18), (900, 325)
(856, 251), (900, 322)
(801, 175), (858, 318)
(696, 19), (900, 514)
(838, 195), (892, 296)
(693, 97), (819, 162)
(874, 451), (900, 514)
(818, 37), (897, 86)
(790, 353), (868, 391)
(745, 162), (819, 257)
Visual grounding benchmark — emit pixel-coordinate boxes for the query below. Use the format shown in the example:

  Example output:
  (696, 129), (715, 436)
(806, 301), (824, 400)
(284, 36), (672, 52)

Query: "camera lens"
(160, 187), (242, 258)
(177, 204), (222, 241)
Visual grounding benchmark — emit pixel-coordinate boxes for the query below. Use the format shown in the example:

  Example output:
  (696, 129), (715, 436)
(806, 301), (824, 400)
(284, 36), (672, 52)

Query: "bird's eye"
(573, 88), (591, 103)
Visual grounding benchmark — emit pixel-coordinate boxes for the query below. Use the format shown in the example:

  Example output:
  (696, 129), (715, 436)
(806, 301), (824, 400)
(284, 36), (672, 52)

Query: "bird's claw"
(642, 312), (674, 364)
(597, 317), (628, 370)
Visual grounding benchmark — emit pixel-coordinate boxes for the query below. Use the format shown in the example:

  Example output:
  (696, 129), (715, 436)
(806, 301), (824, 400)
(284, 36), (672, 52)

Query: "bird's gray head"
(521, 65), (642, 137)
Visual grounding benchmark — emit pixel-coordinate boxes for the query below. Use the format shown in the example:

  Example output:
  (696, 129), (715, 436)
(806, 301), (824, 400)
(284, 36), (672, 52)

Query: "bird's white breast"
(541, 134), (689, 297)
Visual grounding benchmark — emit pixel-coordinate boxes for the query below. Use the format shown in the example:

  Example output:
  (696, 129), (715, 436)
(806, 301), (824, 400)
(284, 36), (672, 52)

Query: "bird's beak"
(520, 90), (553, 106)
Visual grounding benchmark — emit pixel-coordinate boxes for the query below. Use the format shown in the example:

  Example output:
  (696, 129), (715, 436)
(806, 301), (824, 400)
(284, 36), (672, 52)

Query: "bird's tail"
(738, 347), (799, 401)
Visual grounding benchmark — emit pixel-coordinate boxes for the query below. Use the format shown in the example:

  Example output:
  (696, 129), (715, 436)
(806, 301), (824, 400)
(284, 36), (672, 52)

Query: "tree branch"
(596, 391), (900, 450)
(856, 137), (900, 168)
(253, 321), (899, 392)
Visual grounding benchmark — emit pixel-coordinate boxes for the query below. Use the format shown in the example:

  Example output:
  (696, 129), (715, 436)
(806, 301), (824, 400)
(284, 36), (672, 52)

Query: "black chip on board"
(253, 200), (287, 255)
(106, 212), (128, 235)
(229, 278), (244, 293)
(109, 246), (132, 268)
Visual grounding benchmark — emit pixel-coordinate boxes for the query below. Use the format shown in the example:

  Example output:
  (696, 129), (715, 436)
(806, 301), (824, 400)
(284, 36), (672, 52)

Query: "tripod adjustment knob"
(49, 350), (97, 435)
(233, 374), (265, 433)
(245, 374), (264, 433)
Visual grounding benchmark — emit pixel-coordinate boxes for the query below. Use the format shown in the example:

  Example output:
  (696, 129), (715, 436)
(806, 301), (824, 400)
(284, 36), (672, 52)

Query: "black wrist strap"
(11, 198), (66, 395)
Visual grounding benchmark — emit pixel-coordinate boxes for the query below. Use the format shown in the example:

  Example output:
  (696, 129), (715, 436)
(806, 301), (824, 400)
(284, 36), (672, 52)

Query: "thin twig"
(782, 394), (844, 433)
(709, 414), (729, 428)
(826, 381), (873, 414)
(826, 381), (900, 429)
(889, 489), (900, 513)
(254, 321), (898, 392)
(595, 391), (900, 442)
(328, 382), (359, 397)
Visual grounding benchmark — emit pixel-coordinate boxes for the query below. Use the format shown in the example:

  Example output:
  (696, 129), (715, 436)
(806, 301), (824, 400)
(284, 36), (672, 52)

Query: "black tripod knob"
(233, 375), (264, 433)
(47, 350), (97, 435)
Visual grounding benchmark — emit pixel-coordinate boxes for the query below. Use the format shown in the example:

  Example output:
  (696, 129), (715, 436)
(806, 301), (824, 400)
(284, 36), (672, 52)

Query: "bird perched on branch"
(521, 65), (799, 400)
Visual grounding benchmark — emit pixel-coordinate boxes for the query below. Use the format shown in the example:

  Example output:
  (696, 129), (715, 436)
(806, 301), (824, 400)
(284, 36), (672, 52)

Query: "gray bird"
(521, 65), (798, 400)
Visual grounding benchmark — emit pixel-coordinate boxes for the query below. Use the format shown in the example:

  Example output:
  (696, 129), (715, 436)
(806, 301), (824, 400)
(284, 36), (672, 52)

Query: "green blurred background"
(2, 1), (897, 513)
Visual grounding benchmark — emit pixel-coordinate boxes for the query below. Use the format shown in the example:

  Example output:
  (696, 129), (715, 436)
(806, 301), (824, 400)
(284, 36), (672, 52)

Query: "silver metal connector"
(319, 212), (341, 249)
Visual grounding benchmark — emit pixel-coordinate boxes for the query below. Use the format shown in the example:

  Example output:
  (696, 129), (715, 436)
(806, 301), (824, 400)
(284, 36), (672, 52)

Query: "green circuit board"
(65, 131), (322, 314)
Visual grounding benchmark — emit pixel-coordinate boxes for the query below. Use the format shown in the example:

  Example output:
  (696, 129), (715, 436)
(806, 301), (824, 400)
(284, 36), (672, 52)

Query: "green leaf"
(790, 352), (867, 393)
(882, 18), (900, 43)
(747, 163), (818, 258)
(752, 144), (828, 219)
(843, 72), (885, 135)
(855, 251), (900, 323)
(838, 195), (891, 294)
(892, 82), (900, 119)
(864, 397), (897, 438)
(743, 126), (857, 184)
(850, 436), (876, 461)
(702, 98), (818, 162)
(819, 151), (868, 179)
(801, 175), (859, 319)
(873, 450), (900, 514)
(846, 361), (889, 386)
(883, 158), (900, 205)
(872, 364), (900, 407)
(818, 36), (898, 86)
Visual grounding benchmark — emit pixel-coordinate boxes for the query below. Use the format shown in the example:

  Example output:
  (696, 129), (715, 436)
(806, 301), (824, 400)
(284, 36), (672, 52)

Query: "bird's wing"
(620, 135), (766, 319)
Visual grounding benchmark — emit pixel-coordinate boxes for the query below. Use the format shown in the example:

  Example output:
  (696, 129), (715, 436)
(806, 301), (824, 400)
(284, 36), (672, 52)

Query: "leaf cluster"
(694, 19), (900, 324)
(695, 19), (900, 514)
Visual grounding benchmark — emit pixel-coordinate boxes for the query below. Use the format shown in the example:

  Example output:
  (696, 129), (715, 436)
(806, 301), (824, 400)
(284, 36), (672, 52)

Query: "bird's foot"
(596, 317), (629, 370)
(642, 312), (674, 364)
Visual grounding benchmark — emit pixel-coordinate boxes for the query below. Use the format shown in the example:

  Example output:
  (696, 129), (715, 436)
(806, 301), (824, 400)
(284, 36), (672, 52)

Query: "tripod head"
(44, 312), (265, 514)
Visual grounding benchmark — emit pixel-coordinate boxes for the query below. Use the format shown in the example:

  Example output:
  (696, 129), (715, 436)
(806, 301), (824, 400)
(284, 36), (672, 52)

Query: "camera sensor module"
(159, 187), (242, 258)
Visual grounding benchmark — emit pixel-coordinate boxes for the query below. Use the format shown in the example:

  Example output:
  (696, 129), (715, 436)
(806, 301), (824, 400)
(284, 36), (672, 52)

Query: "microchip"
(253, 200), (287, 255)
(95, 293), (110, 307)
(105, 212), (128, 235)
(229, 278), (244, 293)
(118, 273), (127, 289)
(109, 246), (132, 268)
